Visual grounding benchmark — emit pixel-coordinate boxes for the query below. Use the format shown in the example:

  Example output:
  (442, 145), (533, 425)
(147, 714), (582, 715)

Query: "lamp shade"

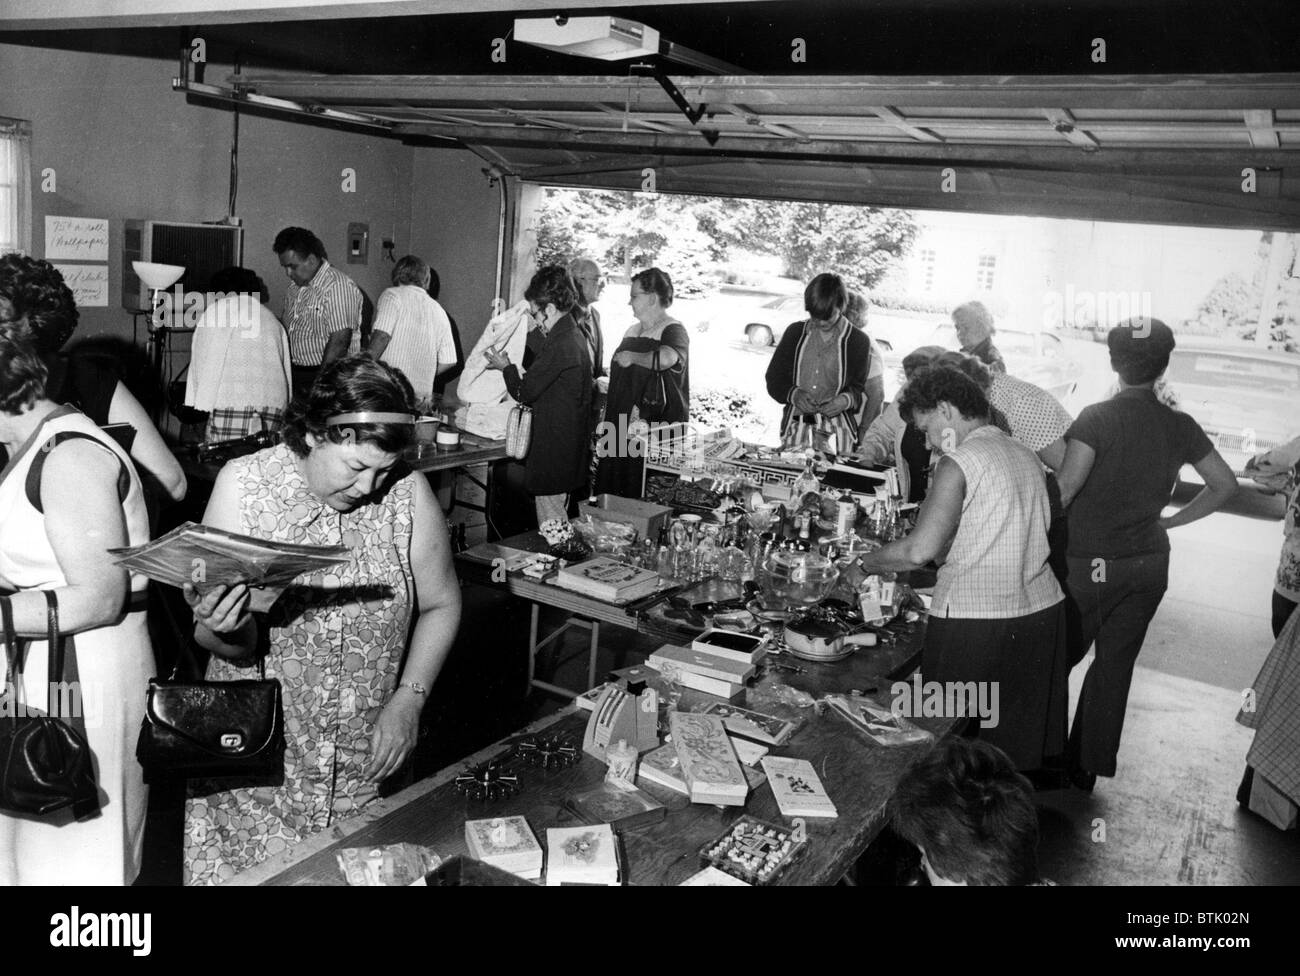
(132, 261), (185, 290)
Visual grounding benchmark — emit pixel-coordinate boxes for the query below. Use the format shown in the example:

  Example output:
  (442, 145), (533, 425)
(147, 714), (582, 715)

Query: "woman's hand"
(818, 393), (853, 418)
(483, 346), (510, 371)
(367, 690), (423, 783)
(184, 582), (251, 634)
(790, 387), (819, 416)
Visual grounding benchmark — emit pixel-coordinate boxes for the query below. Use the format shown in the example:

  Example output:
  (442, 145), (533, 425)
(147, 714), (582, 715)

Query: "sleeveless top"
(932, 425), (1062, 619)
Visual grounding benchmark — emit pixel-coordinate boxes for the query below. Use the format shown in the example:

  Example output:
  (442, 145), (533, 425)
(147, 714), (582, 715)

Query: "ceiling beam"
(1042, 108), (1101, 150)
(867, 106), (943, 144)
(716, 104), (810, 142)
(230, 72), (1300, 111)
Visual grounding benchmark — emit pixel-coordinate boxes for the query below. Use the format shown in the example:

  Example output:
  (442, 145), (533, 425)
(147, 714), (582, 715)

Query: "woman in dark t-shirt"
(1056, 320), (1237, 790)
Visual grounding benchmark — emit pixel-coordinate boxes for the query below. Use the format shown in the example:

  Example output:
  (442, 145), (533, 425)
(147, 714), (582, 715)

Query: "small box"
(691, 628), (768, 665)
(579, 494), (674, 543)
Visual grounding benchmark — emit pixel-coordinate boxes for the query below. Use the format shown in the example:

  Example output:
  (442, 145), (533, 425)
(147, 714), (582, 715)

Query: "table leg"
(588, 620), (600, 690)
(527, 601), (540, 698)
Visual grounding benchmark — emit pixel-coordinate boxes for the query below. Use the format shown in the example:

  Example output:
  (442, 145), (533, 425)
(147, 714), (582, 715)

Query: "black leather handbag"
(136, 647), (285, 781)
(0, 591), (100, 819)
(639, 346), (669, 422)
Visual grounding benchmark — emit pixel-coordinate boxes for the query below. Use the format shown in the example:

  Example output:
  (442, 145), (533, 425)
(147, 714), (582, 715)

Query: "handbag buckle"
(219, 732), (244, 750)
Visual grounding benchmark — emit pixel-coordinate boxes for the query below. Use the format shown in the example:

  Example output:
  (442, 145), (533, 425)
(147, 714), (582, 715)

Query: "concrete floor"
(521, 604), (1300, 886)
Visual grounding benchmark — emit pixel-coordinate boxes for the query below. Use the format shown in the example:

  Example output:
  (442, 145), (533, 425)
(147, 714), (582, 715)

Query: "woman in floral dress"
(182, 355), (461, 885)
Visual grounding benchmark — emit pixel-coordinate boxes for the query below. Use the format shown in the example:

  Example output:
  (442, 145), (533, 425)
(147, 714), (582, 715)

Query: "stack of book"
(464, 816), (543, 880)
(545, 825), (620, 886)
(646, 643), (755, 699)
(553, 557), (660, 603)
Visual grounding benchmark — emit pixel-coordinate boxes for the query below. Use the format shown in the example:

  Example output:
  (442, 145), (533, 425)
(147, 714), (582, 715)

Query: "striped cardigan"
(765, 318), (871, 450)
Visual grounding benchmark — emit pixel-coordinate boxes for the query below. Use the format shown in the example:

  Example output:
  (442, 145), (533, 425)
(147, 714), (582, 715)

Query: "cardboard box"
(579, 494), (674, 543)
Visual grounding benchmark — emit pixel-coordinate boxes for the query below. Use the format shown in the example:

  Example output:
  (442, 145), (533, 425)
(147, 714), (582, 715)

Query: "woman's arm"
(765, 325), (801, 405)
(5, 441), (130, 636)
(856, 400), (903, 462)
(1159, 448), (1238, 530)
(367, 473), (462, 783)
(184, 464), (257, 659)
(1056, 438), (1097, 508)
(108, 381), (187, 502)
(857, 455), (964, 573)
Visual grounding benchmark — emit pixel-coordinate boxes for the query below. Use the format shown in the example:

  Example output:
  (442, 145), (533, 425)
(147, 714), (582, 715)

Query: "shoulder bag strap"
(1, 595), (17, 699)
(25, 431), (131, 513)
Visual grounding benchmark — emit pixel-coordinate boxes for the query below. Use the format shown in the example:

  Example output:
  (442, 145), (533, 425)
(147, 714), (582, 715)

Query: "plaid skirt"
(206, 407), (286, 443)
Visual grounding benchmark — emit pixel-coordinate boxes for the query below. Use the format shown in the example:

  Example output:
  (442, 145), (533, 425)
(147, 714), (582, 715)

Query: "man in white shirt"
(367, 255), (458, 405)
(274, 226), (363, 394)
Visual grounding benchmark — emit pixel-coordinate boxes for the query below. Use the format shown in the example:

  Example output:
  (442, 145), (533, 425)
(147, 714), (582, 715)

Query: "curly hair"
(631, 267), (674, 308)
(897, 364), (990, 423)
(0, 252), (79, 354)
(888, 738), (1039, 886)
(524, 265), (578, 314)
(272, 226), (327, 260)
(281, 354), (416, 457)
(0, 331), (49, 414)
(935, 350), (993, 391)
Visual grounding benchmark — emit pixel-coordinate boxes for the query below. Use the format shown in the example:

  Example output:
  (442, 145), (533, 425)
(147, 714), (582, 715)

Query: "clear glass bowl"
(758, 550), (840, 608)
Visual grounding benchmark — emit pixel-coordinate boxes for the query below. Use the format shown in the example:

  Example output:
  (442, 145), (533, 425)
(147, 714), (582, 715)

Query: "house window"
(919, 248), (936, 292)
(0, 119), (32, 255)
(975, 254), (996, 291)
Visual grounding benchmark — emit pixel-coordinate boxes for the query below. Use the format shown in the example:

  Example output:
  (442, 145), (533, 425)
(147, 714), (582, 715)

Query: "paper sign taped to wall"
(45, 216), (110, 261)
(51, 263), (109, 307)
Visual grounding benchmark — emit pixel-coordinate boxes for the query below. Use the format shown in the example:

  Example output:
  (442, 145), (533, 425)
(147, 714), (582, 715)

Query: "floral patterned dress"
(184, 443), (414, 886)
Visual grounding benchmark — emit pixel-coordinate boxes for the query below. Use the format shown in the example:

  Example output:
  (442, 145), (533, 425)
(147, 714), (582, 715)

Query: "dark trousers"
(1272, 591), (1298, 640)
(291, 364), (320, 398)
(1064, 551), (1169, 777)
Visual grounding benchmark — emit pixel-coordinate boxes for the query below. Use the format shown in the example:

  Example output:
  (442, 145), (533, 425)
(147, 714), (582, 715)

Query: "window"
(919, 248), (936, 291)
(975, 253), (996, 291)
(0, 118), (32, 255)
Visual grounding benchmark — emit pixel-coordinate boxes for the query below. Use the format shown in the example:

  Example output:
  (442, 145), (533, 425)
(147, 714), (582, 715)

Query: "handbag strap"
(1, 595), (16, 699)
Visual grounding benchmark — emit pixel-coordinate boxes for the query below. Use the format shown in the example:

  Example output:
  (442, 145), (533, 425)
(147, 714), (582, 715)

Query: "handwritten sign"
(51, 263), (109, 307)
(45, 216), (109, 262)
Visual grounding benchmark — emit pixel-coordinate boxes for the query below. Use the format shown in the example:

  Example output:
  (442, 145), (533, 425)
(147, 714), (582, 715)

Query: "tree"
(743, 202), (918, 289)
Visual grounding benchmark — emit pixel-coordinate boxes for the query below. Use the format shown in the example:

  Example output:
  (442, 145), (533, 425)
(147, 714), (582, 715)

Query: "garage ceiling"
(180, 70), (1300, 230)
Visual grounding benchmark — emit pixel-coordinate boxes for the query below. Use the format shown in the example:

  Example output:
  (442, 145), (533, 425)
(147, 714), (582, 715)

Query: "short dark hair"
(0, 252), (79, 354)
(804, 273), (848, 322)
(889, 738), (1040, 886)
(392, 255), (429, 288)
(935, 350), (993, 391)
(897, 364), (990, 423)
(209, 266), (267, 303)
(281, 354), (415, 457)
(273, 227), (327, 261)
(1107, 318), (1175, 385)
(525, 266), (578, 314)
(632, 267), (674, 308)
(0, 331), (48, 413)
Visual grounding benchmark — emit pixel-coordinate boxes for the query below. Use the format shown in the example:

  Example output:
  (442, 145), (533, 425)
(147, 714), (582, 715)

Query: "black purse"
(136, 640), (285, 781)
(640, 346), (669, 422)
(0, 591), (100, 819)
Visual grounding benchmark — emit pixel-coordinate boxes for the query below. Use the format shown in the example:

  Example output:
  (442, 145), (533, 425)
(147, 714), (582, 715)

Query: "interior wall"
(408, 146), (503, 398)
(0, 42), (414, 344)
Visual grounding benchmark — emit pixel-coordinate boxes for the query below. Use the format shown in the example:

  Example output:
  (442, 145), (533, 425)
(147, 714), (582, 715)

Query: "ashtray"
(699, 816), (806, 885)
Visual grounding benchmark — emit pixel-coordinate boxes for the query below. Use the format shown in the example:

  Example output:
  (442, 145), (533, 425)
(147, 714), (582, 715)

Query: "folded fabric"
(456, 300), (532, 405)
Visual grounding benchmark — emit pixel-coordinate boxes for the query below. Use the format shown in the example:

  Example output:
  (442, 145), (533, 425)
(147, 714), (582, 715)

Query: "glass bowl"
(758, 550), (840, 609)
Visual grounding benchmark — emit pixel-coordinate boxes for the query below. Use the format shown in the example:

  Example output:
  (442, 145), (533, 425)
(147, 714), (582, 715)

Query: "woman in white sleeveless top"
(0, 333), (153, 885)
(857, 364), (1068, 773)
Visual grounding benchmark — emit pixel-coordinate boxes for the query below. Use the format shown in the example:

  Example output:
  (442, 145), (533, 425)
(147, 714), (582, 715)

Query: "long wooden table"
(226, 611), (951, 886)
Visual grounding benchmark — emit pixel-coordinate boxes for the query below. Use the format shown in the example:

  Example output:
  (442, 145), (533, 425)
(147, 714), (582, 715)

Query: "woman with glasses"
(593, 267), (689, 499)
(484, 266), (593, 526)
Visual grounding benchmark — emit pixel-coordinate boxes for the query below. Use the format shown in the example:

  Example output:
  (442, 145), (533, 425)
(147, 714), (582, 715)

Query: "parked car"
(1164, 338), (1300, 491)
(741, 294), (807, 346)
(876, 323), (1084, 404)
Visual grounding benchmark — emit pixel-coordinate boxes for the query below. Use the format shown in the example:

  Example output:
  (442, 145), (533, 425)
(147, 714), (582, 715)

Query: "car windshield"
(1167, 351), (1300, 397)
(763, 295), (804, 312)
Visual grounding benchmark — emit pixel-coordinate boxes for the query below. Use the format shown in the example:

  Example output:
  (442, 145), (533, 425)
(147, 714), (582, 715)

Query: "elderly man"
(951, 300), (1006, 373)
(274, 226), (363, 394)
(567, 257), (608, 395)
(367, 255), (458, 404)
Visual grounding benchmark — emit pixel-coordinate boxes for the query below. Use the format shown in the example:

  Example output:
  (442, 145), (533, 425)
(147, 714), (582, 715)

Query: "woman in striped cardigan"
(764, 273), (871, 455)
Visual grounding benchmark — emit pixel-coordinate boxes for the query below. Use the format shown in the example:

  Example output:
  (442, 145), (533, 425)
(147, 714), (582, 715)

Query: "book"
(679, 866), (752, 886)
(565, 781), (667, 830)
(464, 816), (544, 880)
(700, 702), (799, 747)
(545, 825), (620, 886)
(669, 712), (748, 806)
(691, 628), (768, 665)
(760, 756), (839, 819)
(109, 521), (349, 612)
(730, 736), (769, 767)
(648, 644), (756, 684)
(554, 556), (660, 603)
(642, 742), (767, 793)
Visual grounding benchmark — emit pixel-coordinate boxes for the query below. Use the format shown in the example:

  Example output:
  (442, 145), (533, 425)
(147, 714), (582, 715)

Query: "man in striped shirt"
(274, 226), (363, 394)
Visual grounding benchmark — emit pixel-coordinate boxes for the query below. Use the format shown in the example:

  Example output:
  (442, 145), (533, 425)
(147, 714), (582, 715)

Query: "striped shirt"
(283, 260), (363, 366)
(988, 372), (1072, 453)
(932, 425), (1063, 619)
(372, 285), (458, 400)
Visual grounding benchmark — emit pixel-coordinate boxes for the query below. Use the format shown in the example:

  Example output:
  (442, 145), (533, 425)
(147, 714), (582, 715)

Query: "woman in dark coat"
(484, 266), (592, 527)
(765, 272), (871, 456)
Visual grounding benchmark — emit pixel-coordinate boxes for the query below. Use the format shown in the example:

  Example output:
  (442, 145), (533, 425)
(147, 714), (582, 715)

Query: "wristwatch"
(398, 679), (427, 696)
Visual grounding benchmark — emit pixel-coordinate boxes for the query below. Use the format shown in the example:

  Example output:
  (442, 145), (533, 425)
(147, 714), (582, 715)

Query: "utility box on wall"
(347, 222), (369, 264)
